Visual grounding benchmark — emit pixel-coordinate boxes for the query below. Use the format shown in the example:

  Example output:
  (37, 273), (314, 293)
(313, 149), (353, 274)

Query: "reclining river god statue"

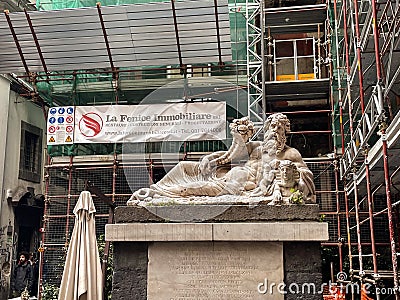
(127, 113), (316, 205)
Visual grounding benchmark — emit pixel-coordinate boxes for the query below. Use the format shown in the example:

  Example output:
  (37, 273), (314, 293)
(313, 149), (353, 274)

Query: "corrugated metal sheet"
(265, 4), (326, 34)
(0, 0), (231, 73)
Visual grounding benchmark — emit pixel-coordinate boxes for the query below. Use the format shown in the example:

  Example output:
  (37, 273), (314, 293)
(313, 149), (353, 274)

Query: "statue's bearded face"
(263, 120), (286, 155)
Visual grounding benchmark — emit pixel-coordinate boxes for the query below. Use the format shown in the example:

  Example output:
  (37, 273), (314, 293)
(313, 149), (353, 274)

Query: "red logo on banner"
(78, 112), (103, 137)
(66, 116), (73, 123)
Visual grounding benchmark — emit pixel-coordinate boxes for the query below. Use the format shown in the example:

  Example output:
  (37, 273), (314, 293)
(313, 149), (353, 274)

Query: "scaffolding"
(329, 0), (400, 296)
(15, 1), (338, 298)
(246, 0), (264, 125)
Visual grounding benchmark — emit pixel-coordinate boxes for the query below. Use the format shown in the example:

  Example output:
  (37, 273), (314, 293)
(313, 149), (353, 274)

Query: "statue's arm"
(210, 131), (254, 165)
(202, 151), (227, 162)
(199, 151), (226, 174)
(284, 148), (308, 168)
(199, 135), (255, 175)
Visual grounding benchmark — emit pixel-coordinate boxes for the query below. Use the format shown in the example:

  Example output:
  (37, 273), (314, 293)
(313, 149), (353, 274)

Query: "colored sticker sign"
(47, 106), (74, 145)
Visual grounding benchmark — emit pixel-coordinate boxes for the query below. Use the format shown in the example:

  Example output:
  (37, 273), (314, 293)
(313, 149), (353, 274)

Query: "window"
(19, 121), (42, 183)
(274, 37), (316, 81)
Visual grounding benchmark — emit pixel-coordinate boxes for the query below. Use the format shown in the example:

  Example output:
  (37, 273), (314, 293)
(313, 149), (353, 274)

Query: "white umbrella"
(58, 191), (103, 300)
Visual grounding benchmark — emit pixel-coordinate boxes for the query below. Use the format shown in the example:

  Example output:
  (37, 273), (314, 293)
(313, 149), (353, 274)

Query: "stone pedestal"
(106, 204), (328, 300)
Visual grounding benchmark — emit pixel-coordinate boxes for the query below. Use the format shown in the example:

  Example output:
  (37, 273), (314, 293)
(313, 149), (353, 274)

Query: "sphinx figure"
(268, 159), (308, 205)
(127, 113), (316, 205)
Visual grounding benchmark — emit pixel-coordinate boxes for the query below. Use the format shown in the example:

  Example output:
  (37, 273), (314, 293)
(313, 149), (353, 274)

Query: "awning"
(0, 0), (232, 74)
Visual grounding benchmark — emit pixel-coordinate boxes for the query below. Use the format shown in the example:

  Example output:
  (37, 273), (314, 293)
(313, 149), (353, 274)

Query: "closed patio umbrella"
(58, 191), (103, 300)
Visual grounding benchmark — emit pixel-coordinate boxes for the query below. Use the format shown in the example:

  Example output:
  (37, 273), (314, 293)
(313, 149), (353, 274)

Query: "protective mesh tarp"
(33, 0), (247, 111)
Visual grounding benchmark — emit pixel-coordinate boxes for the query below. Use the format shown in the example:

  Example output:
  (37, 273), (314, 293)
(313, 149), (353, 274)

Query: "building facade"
(0, 75), (46, 298)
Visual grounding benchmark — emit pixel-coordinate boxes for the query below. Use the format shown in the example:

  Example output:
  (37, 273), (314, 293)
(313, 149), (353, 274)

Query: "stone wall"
(284, 242), (322, 300)
(112, 243), (148, 300)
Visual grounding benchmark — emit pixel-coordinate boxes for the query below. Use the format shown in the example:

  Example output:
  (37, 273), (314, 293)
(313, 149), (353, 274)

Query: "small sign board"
(47, 106), (74, 145)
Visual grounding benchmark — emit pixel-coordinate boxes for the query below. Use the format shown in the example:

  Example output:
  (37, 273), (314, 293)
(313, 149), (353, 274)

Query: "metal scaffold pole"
(259, 0), (266, 122)
(38, 154), (51, 300)
(372, 0), (400, 290)
(380, 119), (400, 298)
(65, 156), (73, 248)
(352, 168), (364, 278)
(334, 158), (343, 272)
(351, 0), (365, 113)
(332, 0), (345, 155)
(344, 187), (353, 279)
(363, 147), (379, 285)
(342, 0), (354, 138)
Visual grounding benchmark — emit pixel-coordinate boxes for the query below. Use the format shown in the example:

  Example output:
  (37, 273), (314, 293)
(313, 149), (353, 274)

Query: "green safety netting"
(37, 0), (177, 10)
(327, 0), (345, 150)
(37, 0), (247, 10)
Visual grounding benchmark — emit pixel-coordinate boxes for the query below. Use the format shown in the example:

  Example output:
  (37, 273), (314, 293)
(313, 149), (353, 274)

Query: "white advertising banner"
(47, 106), (75, 145)
(73, 102), (226, 143)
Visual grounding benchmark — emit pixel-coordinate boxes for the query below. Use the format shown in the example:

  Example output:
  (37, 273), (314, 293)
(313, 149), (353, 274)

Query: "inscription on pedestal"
(148, 242), (284, 300)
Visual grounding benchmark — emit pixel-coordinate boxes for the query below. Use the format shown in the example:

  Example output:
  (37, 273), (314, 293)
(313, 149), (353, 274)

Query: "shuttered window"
(19, 121), (43, 183)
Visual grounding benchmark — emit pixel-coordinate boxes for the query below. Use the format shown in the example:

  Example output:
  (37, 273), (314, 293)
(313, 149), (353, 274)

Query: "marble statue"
(127, 113), (316, 205)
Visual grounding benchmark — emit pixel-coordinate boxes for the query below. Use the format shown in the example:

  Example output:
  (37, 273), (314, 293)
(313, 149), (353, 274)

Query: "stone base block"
(114, 204), (321, 223)
(107, 205), (328, 300)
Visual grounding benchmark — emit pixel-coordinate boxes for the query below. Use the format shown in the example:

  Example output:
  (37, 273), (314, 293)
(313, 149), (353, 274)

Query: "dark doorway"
(14, 192), (44, 255)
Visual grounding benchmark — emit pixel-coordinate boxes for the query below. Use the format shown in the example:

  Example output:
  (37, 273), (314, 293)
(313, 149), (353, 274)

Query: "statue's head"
(277, 160), (300, 186)
(263, 113), (290, 154)
(264, 113), (291, 135)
